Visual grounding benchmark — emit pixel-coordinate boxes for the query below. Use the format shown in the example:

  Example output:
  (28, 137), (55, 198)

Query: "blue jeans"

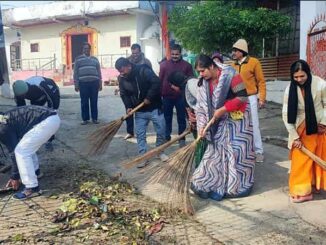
(79, 81), (99, 121)
(124, 106), (134, 135)
(162, 97), (187, 141)
(134, 109), (166, 154)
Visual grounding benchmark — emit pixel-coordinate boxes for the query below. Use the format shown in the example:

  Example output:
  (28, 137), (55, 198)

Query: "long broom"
(87, 102), (145, 155)
(147, 117), (216, 215)
(122, 128), (193, 169)
(301, 146), (326, 170)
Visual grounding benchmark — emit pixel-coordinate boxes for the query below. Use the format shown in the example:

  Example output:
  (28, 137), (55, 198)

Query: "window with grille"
(30, 43), (39, 52)
(120, 36), (131, 48)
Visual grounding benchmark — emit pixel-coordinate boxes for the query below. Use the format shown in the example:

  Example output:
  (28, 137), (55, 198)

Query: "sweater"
(231, 56), (266, 102)
(73, 54), (102, 89)
(159, 59), (194, 99)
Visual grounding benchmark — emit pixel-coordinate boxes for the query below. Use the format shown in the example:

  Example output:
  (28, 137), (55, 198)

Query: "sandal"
(291, 193), (313, 203)
(14, 187), (41, 200)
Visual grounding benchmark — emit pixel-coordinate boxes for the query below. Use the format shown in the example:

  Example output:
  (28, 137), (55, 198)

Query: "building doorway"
(71, 34), (88, 68)
(10, 41), (21, 71)
(61, 25), (98, 70)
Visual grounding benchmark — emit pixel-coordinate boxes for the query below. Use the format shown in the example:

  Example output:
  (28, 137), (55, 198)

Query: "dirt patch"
(0, 160), (220, 244)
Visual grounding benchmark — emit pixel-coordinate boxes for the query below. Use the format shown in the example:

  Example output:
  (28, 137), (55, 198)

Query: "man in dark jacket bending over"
(12, 76), (60, 151)
(0, 105), (60, 199)
(12, 76), (60, 110)
(115, 57), (168, 168)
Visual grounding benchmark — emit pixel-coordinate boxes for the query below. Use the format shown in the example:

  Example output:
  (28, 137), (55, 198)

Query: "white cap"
(233, 39), (248, 53)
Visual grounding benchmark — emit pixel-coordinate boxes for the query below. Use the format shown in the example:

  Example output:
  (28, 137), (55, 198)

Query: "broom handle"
(123, 128), (192, 169)
(300, 146), (326, 170)
(122, 102), (145, 120)
(161, 128), (192, 146)
(195, 117), (215, 143)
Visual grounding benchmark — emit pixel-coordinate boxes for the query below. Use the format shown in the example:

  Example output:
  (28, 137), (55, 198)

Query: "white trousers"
(15, 115), (61, 188)
(248, 95), (263, 154)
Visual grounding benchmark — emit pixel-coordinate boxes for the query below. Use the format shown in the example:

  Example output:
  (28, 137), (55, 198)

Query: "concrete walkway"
(1, 86), (326, 244)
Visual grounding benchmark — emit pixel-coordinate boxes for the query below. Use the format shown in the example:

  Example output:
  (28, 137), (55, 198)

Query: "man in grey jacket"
(73, 42), (102, 125)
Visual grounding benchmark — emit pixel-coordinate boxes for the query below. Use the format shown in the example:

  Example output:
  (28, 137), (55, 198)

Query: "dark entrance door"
(71, 34), (88, 68)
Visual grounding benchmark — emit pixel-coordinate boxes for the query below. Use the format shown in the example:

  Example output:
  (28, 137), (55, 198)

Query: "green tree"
(168, 1), (291, 57)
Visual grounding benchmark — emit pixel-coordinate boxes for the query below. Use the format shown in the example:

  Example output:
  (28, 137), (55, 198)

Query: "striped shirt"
(73, 54), (102, 88)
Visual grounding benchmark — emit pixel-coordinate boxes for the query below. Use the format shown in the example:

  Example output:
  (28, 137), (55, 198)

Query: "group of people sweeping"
(109, 43), (326, 210)
(0, 41), (325, 212)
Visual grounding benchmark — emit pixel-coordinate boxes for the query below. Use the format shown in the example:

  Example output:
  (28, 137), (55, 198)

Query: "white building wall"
(136, 13), (154, 43)
(95, 15), (137, 56)
(6, 15), (139, 69)
(136, 13), (161, 73)
(300, 1), (326, 60)
(20, 23), (63, 69)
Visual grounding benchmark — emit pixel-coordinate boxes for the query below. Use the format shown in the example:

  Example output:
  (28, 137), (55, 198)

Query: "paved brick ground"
(1, 86), (326, 244)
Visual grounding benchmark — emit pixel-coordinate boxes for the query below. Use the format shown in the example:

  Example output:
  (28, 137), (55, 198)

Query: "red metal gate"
(307, 14), (326, 79)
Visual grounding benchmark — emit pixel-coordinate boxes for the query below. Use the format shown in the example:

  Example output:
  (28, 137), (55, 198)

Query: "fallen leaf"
(147, 221), (164, 236)
(101, 225), (109, 231)
(89, 196), (99, 205)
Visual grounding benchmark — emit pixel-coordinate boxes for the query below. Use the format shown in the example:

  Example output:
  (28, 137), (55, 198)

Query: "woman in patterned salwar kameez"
(282, 60), (326, 203)
(190, 54), (255, 201)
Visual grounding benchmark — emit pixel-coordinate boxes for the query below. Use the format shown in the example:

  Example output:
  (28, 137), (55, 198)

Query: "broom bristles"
(122, 128), (192, 169)
(147, 141), (197, 215)
(87, 118), (124, 155)
(144, 118), (216, 215)
(87, 102), (146, 156)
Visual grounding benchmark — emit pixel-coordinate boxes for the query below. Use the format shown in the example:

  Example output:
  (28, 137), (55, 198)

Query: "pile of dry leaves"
(50, 179), (168, 244)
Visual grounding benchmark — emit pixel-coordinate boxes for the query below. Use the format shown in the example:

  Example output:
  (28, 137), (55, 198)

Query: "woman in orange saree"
(282, 60), (326, 203)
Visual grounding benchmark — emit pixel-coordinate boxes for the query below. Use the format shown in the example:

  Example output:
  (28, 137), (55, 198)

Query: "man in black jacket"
(0, 105), (60, 199)
(12, 76), (60, 151)
(12, 76), (60, 110)
(115, 57), (168, 168)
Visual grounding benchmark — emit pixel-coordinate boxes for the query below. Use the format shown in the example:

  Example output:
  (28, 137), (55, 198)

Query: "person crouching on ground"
(282, 59), (326, 203)
(0, 105), (60, 199)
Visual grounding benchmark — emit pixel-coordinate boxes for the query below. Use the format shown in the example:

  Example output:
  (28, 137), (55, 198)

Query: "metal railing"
(11, 52), (129, 72)
(96, 52), (129, 68)
(35, 54), (56, 76)
(11, 55), (56, 71)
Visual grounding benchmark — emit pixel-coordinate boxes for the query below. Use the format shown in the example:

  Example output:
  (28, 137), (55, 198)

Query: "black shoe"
(81, 120), (89, 125)
(92, 120), (99, 124)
